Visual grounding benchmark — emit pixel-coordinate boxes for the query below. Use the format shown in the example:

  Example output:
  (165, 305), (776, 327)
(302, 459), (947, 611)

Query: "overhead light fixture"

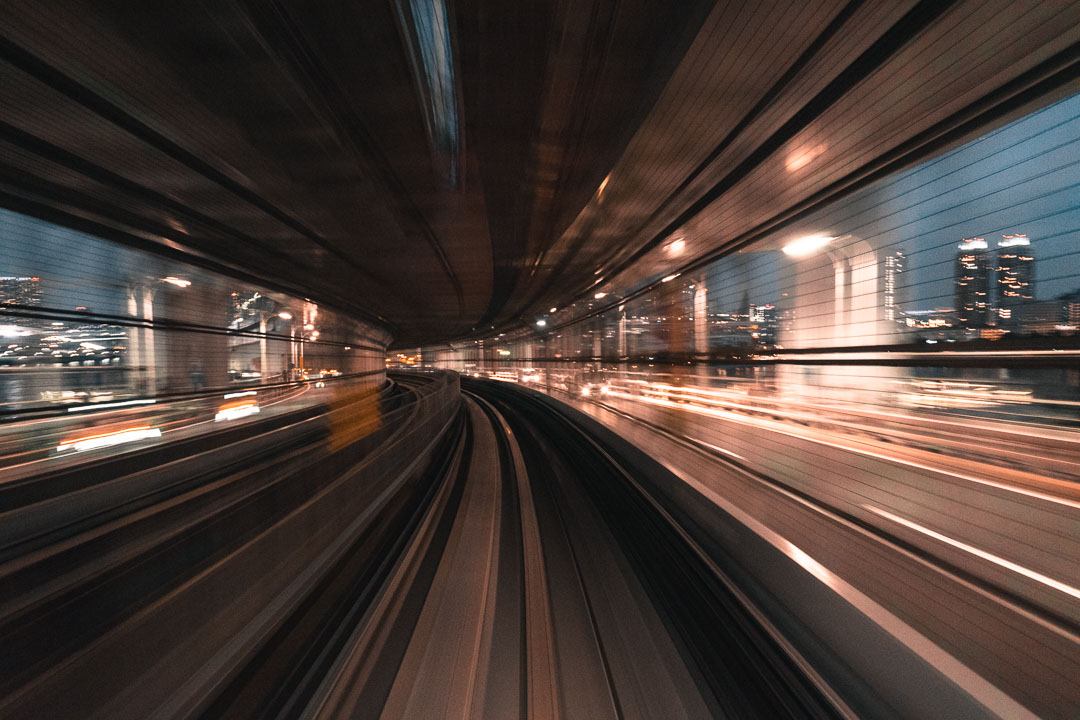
(785, 143), (828, 172)
(664, 238), (685, 257)
(277, 311), (292, 320)
(782, 234), (834, 257)
(661, 273), (680, 283)
(594, 292), (607, 299)
(536, 319), (547, 327)
(162, 277), (191, 288)
(549, 307), (557, 313)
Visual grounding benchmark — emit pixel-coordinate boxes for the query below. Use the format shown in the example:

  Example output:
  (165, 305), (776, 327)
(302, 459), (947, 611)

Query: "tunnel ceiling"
(1, 1), (1078, 347)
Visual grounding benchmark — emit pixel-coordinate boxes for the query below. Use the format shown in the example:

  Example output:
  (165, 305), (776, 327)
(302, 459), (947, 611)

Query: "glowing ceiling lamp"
(782, 234), (835, 257)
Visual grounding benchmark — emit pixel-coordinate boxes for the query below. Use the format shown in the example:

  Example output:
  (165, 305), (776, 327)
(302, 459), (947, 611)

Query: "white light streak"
(67, 399), (156, 413)
(57, 426), (162, 452)
(696, 439), (747, 462)
(865, 505), (1080, 601)
(605, 384), (1080, 510)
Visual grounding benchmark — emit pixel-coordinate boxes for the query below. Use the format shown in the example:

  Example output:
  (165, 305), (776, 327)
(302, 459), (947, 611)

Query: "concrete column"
(848, 247), (883, 345)
(142, 286), (157, 394)
(153, 280), (231, 391)
(833, 257), (847, 344)
(259, 313), (268, 382)
(617, 313), (627, 357)
(784, 238), (884, 349)
(694, 280), (708, 354)
(126, 289), (142, 394)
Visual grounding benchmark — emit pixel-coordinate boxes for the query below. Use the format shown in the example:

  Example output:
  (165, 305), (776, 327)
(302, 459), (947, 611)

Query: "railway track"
(295, 377), (848, 718)
(0, 372), (856, 718)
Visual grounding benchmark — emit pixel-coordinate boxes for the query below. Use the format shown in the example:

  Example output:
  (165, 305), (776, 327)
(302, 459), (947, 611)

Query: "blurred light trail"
(865, 505), (1080, 601)
(56, 426), (162, 453)
(67, 399), (156, 412)
(600, 386), (1080, 509)
(696, 439), (746, 461)
(214, 399), (260, 422)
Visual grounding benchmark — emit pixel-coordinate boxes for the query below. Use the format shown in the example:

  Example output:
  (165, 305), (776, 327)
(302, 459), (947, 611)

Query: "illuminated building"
(1013, 300), (1070, 335)
(904, 308), (957, 342)
(1006, 287), (1080, 335)
(883, 251), (904, 322)
(1064, 289), (1080, 331)
(0, 276), (42, 309)
(749, 303), (778, 346)
(995, 234), (1034, 323)
(0, 276), (42, 329)
(954, 238), (990, 329)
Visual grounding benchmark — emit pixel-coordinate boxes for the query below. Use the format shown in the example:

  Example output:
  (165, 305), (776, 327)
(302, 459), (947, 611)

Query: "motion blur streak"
(865, 505), (1080, 602)
(601, 382), (1080, 510)
(3, 0), (1080, 718)
(55, 425), (161, 452)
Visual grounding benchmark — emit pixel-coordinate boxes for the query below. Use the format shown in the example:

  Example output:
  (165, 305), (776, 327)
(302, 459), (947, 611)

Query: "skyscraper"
(996, 234), (1035, 323)
(955, 238), (990, 329)
(884, 250), (904, 322)
(749, 303), (777, 346)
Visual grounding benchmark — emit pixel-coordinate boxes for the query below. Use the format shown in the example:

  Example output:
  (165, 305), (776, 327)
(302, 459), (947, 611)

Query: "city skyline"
(2, 92), (1080, 340)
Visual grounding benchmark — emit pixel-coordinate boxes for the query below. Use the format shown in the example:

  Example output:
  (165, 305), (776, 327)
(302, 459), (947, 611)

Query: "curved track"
(0, 373), (853, 718)
(302, 377), (847, 719)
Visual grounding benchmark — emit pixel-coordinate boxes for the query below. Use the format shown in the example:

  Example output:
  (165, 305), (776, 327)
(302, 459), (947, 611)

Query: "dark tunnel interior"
(1, 2), (1079, 718)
